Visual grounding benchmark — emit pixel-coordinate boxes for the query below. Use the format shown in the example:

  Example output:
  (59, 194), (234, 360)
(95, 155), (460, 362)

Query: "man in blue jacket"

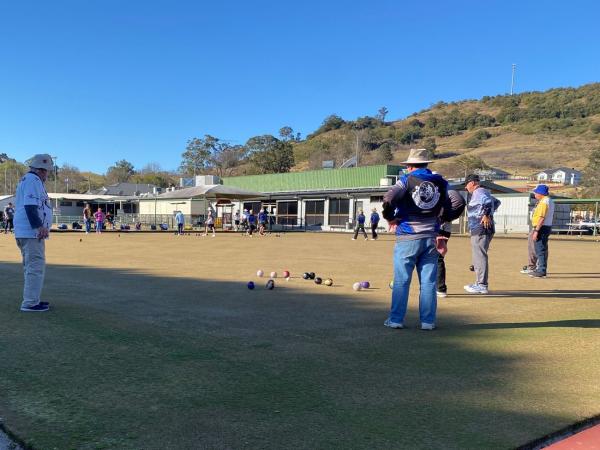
(369, 208), (380, 240)
(352, 209), (368, 240)
(464, 174), (501, 294)
(382, 149), (449, 330)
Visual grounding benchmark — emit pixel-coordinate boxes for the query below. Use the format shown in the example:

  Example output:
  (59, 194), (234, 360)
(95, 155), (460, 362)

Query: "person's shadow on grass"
(460, 319), (600, 330)
(452, 289), (600, 300)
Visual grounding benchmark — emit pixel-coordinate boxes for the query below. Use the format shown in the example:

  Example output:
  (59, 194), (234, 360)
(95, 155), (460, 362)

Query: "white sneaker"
(464, 284), (489, 294)
(421, 322), (436, 331)
(383, 318), (404, 329)
(351, 238), (356, 240)
(436, 291), (447, 298)
(520, 267), (534, 274)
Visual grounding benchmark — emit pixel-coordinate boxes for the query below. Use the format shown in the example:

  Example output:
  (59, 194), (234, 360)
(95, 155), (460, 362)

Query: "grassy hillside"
(291, 83), (600, 178)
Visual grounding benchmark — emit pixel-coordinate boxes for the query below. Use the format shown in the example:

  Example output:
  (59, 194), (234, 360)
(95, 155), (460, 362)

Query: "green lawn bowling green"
(0, 232), (598, 449)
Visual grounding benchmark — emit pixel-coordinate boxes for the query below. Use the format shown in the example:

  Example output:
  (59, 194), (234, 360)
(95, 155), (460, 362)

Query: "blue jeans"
(84, 219), (91, 233)
(534, 226), (551, 274)
(390, 237), (438, 325)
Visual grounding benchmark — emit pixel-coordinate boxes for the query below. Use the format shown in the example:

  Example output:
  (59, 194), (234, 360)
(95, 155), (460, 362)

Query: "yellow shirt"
(532, 196), (554, 228)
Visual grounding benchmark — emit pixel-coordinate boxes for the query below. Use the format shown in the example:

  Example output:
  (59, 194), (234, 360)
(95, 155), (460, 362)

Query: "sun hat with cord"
(401, 148), (433, 164)
(26, 154), (54, 171)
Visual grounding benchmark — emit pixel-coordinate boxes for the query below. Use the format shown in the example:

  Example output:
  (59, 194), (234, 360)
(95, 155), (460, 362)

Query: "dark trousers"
(354, 224), (367, 239)
(4, 218), (13, 233)
(534, 226), (551, 274)
(437, 254), (446, 293)
(177, 223), (184, 234)
(371, 224), (378, 239)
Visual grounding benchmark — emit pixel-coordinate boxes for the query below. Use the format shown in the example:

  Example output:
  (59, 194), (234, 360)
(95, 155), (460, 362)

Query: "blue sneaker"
(20, 303), (49, 312)
(40, 301), (50, 307)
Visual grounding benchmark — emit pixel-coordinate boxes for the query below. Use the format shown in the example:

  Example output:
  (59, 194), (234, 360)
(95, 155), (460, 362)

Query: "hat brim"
(401, 158), (433, 164)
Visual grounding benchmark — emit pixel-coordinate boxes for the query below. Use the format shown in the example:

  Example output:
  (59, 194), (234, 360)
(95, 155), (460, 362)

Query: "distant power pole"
(510, 63), (517, 95)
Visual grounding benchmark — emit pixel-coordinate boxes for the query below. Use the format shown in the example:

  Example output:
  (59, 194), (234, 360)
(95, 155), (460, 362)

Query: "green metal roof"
(554, 198), (600, 204)
(222, 165), (404, 193)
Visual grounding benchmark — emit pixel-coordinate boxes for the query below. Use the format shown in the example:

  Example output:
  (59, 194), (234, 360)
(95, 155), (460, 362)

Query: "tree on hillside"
(180, 135), (247, 178)
(180, 137), (211, 176)
(0, 153), (15, 164)
(353, 116), (379, 130)
(582, 148), (600, 196)
(106, 160), (135, 184)
(376, 107), (389, 123)
(279, 126), (294, 141)
(453, 155), (490, 177)
(131, 163), (175, 188)
(0, 159), (27, 194)
(422, 137), (437, 155)
(376, 142), (394, 163)
(80, 171), (105, 193)
(309, 114), (346, 137)
(58, 164), (85, 193)
(246, 135), (294, 174)
(210, 144), (248, 177)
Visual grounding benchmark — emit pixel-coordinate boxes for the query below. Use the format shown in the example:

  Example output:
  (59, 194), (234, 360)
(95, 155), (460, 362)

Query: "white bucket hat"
(27, 154), (54, 171)
(401, 148), (433, 164)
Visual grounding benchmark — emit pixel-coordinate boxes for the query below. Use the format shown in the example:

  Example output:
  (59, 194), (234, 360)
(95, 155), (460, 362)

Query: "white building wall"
(552, 171), (566, 183)
(493, 194), (531, 234)
(139, 199), (196, 215)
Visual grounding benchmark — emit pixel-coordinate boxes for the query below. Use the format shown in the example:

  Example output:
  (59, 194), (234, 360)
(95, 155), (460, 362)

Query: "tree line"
(3, 83), (600, 195)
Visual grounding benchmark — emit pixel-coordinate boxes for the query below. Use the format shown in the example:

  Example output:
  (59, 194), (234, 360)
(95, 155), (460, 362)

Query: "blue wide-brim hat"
(533, 184), (549, 196)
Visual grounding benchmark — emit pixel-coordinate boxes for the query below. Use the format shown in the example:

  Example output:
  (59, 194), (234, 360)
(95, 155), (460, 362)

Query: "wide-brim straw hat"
(401, 148), (433, 164)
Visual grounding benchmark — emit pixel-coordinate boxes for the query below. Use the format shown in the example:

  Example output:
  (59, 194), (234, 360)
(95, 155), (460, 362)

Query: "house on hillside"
(473, 167), (511, 181)
(89, 182), (159, 196)
(535, 168), (582, 185)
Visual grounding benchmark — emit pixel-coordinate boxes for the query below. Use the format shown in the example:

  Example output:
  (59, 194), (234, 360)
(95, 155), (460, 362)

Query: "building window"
(305, 200), (324, 226)
(370, 196), (384, 203)
(276, 200), (298, 225)
(328, 198), (349, 226)
(243, 201), (262, 214)
(59, 201), (73, 207)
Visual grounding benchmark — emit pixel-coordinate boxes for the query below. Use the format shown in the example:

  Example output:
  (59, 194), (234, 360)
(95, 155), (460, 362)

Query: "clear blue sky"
(1, 0), (599, 173)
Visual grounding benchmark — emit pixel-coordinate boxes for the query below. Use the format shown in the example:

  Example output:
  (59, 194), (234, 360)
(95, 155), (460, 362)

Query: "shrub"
(464, 135), (482, 148)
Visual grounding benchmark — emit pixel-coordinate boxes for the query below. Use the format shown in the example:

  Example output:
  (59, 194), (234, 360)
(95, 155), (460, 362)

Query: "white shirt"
(14, 172), (53, 239)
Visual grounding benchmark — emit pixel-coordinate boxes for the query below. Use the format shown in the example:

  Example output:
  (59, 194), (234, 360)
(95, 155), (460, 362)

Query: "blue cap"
(533, 184), (549, 196)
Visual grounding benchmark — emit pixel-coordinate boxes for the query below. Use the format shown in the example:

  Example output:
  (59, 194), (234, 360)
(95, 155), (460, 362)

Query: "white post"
(510, 63), (516, 95)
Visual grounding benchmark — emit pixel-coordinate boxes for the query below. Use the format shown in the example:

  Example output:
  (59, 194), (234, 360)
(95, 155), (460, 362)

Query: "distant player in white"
(14, 154), (54, 312)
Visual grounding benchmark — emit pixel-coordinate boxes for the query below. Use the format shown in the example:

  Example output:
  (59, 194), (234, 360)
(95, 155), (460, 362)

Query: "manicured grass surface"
(1, 232), (599, 449)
